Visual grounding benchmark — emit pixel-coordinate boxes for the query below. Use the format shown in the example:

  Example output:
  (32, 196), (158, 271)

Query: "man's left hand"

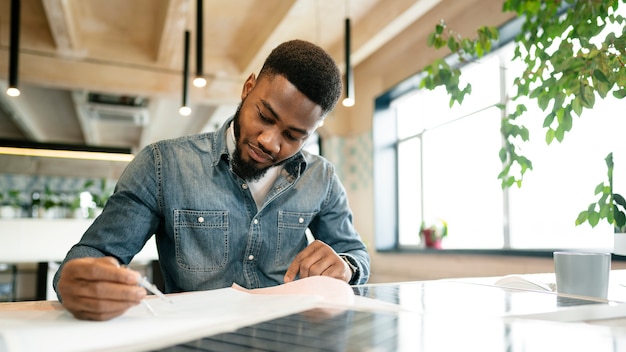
(284, 240), (352, 283)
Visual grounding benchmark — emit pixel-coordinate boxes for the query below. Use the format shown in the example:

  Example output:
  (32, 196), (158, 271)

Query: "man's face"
(231, 74), (324, 181)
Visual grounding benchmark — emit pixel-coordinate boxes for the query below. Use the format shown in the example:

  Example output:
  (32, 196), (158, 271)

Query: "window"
(374, 36), (625, 251)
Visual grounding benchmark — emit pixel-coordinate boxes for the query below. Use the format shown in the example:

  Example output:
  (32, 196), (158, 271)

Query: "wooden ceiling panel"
(222, 0), (296, 72)
(70, 0), (168, 64)
(0, 0), (509, 158)
(0, 0), (56, 52)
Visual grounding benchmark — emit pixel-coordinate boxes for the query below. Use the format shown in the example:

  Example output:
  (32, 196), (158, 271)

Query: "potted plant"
(419, 219), (448, 249)
(84, 178), (113, 218)
(422, 1), (625, 240)
(66, 191), (85, 219)
(42, 185), (61, 218)
(0, 189), (22, 218)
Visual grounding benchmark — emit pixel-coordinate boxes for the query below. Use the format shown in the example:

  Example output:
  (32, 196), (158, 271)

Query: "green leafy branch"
(576, 153), (626, 232)
(422, 0), (626, 231)
(0, 189), (21, 207)
(422, 21), (498, 107)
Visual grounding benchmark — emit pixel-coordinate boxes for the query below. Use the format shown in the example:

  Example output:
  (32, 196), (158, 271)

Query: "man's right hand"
(56, 256), (147, 321)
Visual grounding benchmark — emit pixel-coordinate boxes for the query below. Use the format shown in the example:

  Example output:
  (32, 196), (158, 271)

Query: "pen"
(137, 276), (174, 304)
(141, 300), (158, 316)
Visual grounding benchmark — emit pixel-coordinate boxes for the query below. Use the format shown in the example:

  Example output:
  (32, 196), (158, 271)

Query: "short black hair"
(258, 39), (342, 116)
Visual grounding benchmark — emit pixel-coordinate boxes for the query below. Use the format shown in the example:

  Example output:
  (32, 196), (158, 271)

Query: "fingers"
(62, 257), (137, 283)
(62, 290), (144, 321)
(57, 257), (147, 321)
(284, 241), (349, 283)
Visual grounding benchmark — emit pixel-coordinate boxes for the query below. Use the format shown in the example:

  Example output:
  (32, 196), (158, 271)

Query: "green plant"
(84, 178), (113, 208)
(576, 153), (626, 233)
(43, 185), (60, 210)
(66, 192), (82, 211)
(422, 0), (626, 232)
(1, 189), (21, 207)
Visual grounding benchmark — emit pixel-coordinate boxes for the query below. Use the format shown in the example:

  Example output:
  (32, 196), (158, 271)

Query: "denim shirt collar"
(211, 116), (308, 177)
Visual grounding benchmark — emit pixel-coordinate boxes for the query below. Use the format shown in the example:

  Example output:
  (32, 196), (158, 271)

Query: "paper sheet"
(0, 276), (407, 352)
(232, 275), (355, 305)
(0, 288), (320, 352)
(232, 276), (407, 313)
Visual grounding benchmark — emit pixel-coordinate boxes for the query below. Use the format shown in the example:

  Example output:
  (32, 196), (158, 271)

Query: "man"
(54, 40), (370, 321)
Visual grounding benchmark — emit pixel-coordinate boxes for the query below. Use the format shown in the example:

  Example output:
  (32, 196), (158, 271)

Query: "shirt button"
(242, 183), (248, 190)
(298, 217), (304, 223)
(248, 255), (254, 260)
(253, 219), (259, 224)
(198, 217), (204, 223)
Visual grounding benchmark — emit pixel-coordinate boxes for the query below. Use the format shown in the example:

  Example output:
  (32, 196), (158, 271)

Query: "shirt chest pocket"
(174, 210), (229, 272)
(275, 211), (314, 266)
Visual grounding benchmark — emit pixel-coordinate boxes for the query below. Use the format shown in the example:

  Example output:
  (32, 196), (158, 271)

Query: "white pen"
(137, 276), (174, 304)
(141, 300), (158, 316)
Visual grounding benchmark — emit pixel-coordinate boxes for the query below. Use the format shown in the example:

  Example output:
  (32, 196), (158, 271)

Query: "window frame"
(373, 15), (524, 252)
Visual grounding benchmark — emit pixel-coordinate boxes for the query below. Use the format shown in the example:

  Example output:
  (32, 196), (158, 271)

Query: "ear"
(241, 73), (256, 100)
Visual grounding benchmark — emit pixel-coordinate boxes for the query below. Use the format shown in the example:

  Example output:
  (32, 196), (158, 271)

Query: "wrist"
(340, 255), (358, 284)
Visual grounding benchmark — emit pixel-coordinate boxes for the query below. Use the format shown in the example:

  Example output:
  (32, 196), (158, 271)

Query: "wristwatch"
(340, 255), (359, 283)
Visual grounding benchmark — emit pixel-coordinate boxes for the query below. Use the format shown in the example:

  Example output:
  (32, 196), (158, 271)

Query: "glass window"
(397, 137), (422, 246)
(421, 107), (504, 249)
(507, 94), (624, 250)
(384, 37), (624, 251)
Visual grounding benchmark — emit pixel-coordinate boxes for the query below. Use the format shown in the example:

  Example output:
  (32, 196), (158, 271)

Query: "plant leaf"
(575, 210), (589, 225)
(588, 211), (601, 226)
(615, 193), (626, 208)
(614, 89), (626, 99)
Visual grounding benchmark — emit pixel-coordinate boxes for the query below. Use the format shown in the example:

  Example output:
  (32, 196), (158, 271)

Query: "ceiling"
(0, 0), (447, 154)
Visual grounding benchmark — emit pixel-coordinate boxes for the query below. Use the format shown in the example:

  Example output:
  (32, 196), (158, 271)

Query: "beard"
(231, 104), (272, 182)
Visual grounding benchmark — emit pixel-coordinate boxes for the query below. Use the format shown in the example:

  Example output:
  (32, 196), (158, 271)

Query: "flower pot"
(425, 238), (442, 249)
(614, 233), (626, 256)
(0, 206), (19, 219)
(422, 228), (442, 249)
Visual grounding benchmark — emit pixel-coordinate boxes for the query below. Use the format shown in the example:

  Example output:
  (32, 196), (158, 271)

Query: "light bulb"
(6, 87), (20, 97)
(342, 97), (354, 107)
(193, 77), (207, 88)
(179, 106), (192, 116)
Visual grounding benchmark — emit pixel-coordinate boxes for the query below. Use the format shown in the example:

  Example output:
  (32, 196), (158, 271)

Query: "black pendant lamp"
(179, 30), (192, 116)
(192, 0), (206, 88)
(7, 0), (21, 97)
(342, 17), (354, 107)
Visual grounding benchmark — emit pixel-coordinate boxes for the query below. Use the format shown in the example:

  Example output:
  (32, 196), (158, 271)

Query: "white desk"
(0, 219), (158, 300)
(3, 275), (626, 351)
(0, 219), (158, 263)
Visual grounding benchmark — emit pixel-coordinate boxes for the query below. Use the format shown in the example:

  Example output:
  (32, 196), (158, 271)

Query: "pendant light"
(6, 0), (21, 97)
(179, 30), (192, 116)
(342, 5), (354, 107)
(192, 0), (206, 88)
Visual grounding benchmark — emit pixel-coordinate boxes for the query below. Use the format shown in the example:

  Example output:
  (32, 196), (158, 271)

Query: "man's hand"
(284, 240), (352, 283)
(56, 257), (146, 321)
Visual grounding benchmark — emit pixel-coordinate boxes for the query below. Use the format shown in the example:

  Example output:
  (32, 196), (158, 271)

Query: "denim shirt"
(54, 118), (370, 295)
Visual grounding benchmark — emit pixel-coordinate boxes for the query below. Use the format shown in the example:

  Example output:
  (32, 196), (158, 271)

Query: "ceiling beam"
(240, 0), (319, 76)
(0, 50), (242, 104)
(41, 0), (84, 58)
(229, 0), (297, 74)
(156, 0), (190, 67)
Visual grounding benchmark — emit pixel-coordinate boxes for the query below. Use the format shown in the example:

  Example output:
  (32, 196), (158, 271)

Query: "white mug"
(553, 251), (611, 299)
